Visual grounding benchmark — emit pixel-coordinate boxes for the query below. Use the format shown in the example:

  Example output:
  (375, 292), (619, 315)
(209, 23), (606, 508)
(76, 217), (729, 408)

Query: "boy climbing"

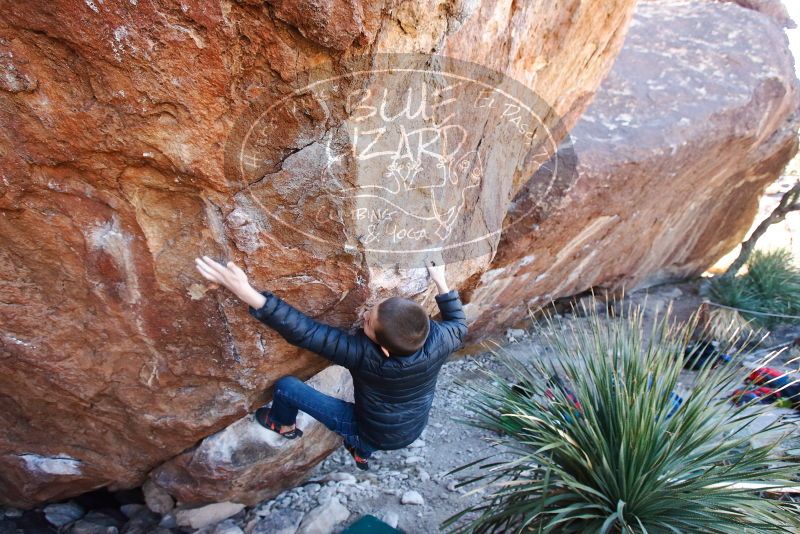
(194, 256), (468, 470)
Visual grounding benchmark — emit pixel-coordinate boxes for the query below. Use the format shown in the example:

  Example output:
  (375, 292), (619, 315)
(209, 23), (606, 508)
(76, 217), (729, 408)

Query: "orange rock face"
(0, 0), (636, 506)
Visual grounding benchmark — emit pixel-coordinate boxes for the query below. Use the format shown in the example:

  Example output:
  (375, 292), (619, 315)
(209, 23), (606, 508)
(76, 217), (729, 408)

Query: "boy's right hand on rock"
(426, 259), (449, 294)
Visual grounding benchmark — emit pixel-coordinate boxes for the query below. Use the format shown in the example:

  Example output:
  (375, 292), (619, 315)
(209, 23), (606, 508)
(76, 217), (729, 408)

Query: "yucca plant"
(710, 248), (800, 329)
(441, 299), (800, 533)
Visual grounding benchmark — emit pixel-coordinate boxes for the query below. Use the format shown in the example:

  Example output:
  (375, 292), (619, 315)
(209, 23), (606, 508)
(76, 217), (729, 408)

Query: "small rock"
(44, 502), (85, 527)
(505, 328), (527, 342)
(244, 516), (260, 533)
(251, 502), (273, 518)
(143, 480), (174, 515)
(297, 498), (349, 534)
(247, 508), (303, 534)
(316, 486), (336, 504)
(417, 469), (431, 482)
(408, 438), (426, 448)
(117, 509), (160, 534)
(2, 508), (22, 519)
(645, 296), (668, 315)
(325, 472), (356, 484)
(119, 504), (146, 519)
(325, 471), (355, 482)
(174, 502), (245, 530)
(209, 519), (244, 534)
(73, 523), (113, 534)
(70, 512), (120, 534)
(381, 511), (399, 529)
(404, 456), (424, 465)
(304, 483), (321, 493)
(446, 481), (461, 493)
(158, 513), (177, 529)
(400, 490), (424, 506)
(661, 287), (683, 300)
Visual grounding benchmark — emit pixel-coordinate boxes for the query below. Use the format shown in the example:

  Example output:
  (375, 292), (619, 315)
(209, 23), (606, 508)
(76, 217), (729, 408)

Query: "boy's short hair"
(374, 297), (430, 356)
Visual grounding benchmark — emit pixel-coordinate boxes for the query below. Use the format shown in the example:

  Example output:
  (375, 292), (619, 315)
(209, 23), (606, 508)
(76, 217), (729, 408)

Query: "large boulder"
(0, 0), (637, 506)
(464, 0), (800, 337)
(712, 0), (796, 28)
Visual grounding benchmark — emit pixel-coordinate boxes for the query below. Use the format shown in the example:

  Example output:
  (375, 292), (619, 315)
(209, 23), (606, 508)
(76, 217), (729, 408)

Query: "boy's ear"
(372, 309), (382, 332)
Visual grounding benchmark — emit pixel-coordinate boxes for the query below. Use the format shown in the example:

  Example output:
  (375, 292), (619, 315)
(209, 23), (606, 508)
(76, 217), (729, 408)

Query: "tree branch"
(720, 180), (800, 280)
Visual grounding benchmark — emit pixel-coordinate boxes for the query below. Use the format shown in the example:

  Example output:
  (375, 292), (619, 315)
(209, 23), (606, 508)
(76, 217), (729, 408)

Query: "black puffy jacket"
(248, 289), (468, 450)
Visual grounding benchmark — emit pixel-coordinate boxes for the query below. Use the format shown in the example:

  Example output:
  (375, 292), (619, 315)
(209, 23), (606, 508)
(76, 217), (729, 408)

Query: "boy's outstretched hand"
(426, 260), (449, 294)
(194, 256), (266, 309)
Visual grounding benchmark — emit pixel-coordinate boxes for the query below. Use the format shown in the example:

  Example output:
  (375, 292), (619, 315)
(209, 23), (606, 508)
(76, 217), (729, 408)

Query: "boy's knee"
(274, 375), (301, 394)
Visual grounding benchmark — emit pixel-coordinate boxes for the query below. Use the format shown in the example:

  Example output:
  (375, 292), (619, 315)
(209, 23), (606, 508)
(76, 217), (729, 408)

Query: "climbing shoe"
(255, 407), (303, 439)
(345, 443), (370, 471)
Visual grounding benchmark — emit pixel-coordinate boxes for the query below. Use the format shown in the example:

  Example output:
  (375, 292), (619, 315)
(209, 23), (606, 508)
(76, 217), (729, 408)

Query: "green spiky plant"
(441, 299), (800, 533)
(710, 248), (800, 329)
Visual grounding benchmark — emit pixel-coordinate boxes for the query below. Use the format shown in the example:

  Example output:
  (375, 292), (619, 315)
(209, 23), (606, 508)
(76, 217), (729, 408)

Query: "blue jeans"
(267, 375), (378, 459)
